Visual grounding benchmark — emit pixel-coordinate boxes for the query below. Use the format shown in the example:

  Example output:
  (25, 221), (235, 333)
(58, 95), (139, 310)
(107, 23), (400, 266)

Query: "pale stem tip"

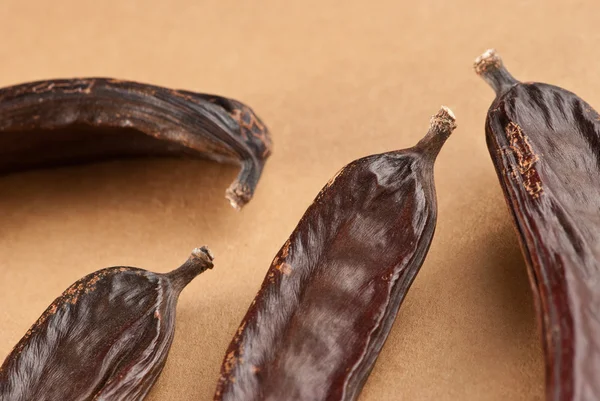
(225, 183), (251, 211)
(430, 106), (457, 133)
(474, 48), (503, 75)
(191, 246), (215, 266)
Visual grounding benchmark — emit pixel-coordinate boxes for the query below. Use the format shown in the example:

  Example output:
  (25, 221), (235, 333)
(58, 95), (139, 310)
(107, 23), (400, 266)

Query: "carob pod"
(0, 247), (214, 401)
(0, 78), (272, 209)
(475, 49), (600, 400)
(214, 107), (456, 401)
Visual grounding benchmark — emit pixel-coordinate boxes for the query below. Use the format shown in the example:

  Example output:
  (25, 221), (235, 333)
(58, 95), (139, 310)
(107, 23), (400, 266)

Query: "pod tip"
(416, 106), (457, 156)
(166, 246), (215, 292)
(430, 106), (457, 133)
(225, 183), (252, 211)
(474, 48), (503, 75)
(191, 246), (214, 266)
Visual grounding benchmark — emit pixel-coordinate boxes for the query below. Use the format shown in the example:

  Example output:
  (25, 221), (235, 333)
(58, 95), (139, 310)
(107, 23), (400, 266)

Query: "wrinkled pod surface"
(214, 107), (456, 401)
(0, 78), (272, 209)
(475, 49), (600, 400)
(0, 247), (214, 401)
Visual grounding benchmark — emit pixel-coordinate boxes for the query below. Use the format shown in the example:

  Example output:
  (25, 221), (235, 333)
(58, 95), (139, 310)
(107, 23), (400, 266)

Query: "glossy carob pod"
(475, 49), (600, 400)
(0, 247), (214, 401)
(214, 107), (456, 401)
(0, 78), (272, 209)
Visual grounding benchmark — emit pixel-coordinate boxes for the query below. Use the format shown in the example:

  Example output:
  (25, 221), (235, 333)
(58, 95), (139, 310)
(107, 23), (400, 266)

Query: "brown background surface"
(1, 1), (599, 399)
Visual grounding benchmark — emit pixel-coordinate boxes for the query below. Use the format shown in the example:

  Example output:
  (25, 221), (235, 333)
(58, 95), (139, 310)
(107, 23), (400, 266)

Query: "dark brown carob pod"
(475, 49), (600, 401)
(0, 78), (272, 209)
(0, 247), (214, 401)
(214, 107), (456, 401)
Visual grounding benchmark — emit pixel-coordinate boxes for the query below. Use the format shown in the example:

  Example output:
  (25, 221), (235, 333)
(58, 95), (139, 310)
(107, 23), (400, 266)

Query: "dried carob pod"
(214, 107), (456, 401)
(475, 49), (600, 400)
(0, 247), (214, 401)
(0, 78), (272, 209)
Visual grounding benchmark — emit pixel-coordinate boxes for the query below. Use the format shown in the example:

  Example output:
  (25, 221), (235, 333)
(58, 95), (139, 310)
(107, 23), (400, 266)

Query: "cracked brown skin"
(476, 49), (600, 401)
(214, 108), (456, 401)
(0, 78), (272, 209)
(0, 247), (214, 401)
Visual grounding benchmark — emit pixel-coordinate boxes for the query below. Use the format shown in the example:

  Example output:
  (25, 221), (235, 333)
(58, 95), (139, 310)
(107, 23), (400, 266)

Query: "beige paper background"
(1, 1), (599, 399)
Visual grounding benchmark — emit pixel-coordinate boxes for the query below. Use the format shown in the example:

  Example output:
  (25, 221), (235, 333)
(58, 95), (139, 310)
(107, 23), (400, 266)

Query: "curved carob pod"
(475, 49), (600, 401)
(0, 78), (272, 209)
(0, 247), (214, 401)
(214, 107), (456, 401)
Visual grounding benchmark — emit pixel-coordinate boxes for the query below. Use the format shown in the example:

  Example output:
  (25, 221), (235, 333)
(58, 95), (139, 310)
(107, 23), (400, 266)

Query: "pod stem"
(414, 106), (457, 158)
(167, 246), (214, 293)
(225, 159), (264, 211)
(474, 49), (519, 95)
